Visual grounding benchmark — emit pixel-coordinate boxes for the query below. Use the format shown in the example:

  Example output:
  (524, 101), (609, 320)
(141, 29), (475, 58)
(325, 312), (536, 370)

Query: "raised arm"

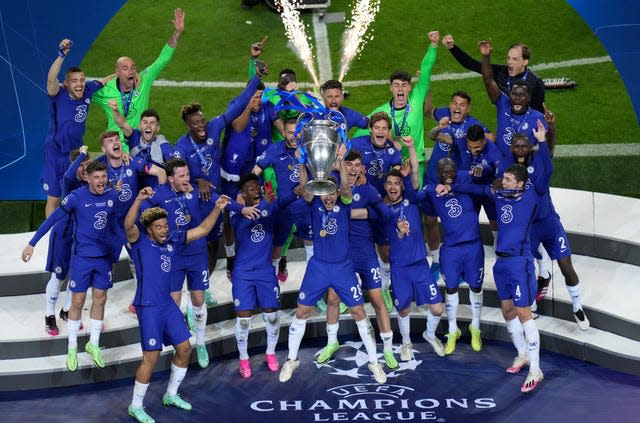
(231, 90), (262, 133)
(98, 73), (116, 86)
(336, 144), (351, 201)
(22, 206), (68, 261)
(542, 102), (557, 154)
(402, 137), (421, 189)
(427, 117), (454, 144)
(298, 158), (314, 203)
(108, 100), (133, 137)
(125, 188), (154, 244)
(167, 8), (184, 48)
(47, 39), (72, 96)
(423, 89), (435, 120)
(146, 164), (167, 184)
(248, 36), (267, 79)
(186, 195), (229, 243)
(479, 40), (501, 103)
(532, 119), (553, 194)
(443, 34), (482, 73)
(218, 75), (262, 129)
(413, 31), (440, 102)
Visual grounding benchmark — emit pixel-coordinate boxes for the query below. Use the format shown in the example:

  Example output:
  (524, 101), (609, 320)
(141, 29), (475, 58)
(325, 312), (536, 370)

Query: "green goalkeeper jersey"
(353, 45), (438, 164)
(93, 44), (175, 151)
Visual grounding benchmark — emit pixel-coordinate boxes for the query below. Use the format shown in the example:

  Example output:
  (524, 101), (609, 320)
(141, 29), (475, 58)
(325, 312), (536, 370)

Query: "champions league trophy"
(298, 112), (345, 195)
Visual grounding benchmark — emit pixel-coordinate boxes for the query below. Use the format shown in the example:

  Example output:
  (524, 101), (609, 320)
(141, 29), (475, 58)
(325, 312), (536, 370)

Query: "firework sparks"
(278, 0), (320, 89)
(338, 0), (380, 82)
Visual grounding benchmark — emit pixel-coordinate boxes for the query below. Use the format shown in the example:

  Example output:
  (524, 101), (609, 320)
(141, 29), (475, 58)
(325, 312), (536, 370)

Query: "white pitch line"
(312, 11), (333, 83)
(90, 55), (612, 89)
(424, 143), (639, 159)
(553, 143), (640, 158)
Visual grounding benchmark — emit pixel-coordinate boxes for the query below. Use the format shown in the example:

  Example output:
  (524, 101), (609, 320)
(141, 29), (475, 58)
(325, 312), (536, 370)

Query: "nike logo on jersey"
(84, 203), (92, 207)
(280, 156), (288, 160)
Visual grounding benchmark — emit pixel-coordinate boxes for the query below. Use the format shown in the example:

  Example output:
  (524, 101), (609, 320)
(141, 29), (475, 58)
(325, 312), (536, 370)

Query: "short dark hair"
(511, 134), (531, 147)
(369, 111), (391, 129)
(140, 207), (168, 228)
(437, 157), (457, 174)
(140, 109), (160, 123)
(321, 79), (343, 92)
(505, 163), (528, 183)
(278, 68), (296, 89)
(256, 80), (266, 90)
(385, 168), (404, 182)
(180, 102), (202, 121)
(509, 43), (531, 61)
(451, 90), (471, 104)
(237, 173), (259, 189)
(86, 160), (106, 175)
(467, 125), (485, 142)
(165, 158), (189, 177)
(389, 70), (412, 83)
(344, 148), (361, 162)
(511, 79), (529, 93)
(65, 67), (83, 79)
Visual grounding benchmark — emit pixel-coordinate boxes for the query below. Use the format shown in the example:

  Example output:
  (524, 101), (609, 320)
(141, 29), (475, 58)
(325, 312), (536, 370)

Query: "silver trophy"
(299, 113), (344, 195)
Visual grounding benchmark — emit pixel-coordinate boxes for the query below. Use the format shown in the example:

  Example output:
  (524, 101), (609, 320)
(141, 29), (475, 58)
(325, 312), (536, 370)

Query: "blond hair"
(140, 207), (168, 228)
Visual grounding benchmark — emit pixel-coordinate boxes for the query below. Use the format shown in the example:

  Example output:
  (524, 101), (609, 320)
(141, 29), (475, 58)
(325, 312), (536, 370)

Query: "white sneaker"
(574, 309), (590, 331)
(400, 343), (414, 361)
(279, 359), (300, 382)
(521, 369), (544, 393)
(506, 353), (530, 374)
(422, 331), (445, 357)
(368, 362), (387, 384)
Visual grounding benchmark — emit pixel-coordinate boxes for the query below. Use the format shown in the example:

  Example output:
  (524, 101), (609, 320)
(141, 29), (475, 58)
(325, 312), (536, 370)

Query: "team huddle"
(20, 8), (592, 423)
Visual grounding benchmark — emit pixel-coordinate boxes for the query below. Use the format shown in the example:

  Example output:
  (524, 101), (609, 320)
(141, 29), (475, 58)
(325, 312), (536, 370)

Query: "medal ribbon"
(172, 189), (189, 218)
(118, 80), (135, 117)
(390, 99), (410, 138)
(106, 161), (126, 186)
(321, 208), (332, 232)
(188, 134), (211, 175)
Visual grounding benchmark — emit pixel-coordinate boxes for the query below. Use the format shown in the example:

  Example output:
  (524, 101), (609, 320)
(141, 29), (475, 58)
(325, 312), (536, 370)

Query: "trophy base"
(304, 179), (337, 196)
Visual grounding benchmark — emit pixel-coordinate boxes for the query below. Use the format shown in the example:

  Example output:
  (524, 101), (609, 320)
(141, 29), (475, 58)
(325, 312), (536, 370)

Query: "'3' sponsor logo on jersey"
(93, 211), (108, 230)
(251, 224), (266, 243)
(500, 205), (513, 224)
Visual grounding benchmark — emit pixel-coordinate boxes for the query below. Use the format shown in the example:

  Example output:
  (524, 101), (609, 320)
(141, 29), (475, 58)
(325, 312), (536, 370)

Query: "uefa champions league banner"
(0, 1), (125, 200)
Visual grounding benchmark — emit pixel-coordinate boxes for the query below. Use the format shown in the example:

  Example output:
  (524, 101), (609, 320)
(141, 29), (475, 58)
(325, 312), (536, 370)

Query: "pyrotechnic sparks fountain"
(338, 0), (380, 82)
(277, 0), (321, 89)
(276, 0), (380, 87)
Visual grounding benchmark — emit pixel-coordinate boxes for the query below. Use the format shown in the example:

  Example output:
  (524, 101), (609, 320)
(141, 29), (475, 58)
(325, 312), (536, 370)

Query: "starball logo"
(249, 342), (496, 421)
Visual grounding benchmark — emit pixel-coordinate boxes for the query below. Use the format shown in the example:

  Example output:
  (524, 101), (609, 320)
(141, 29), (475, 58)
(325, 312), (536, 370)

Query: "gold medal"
(204, 169), (209, 176)
(185, 213), (191, 222)
(288, 164), (294, 171)
(319, 229), (327, 237)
